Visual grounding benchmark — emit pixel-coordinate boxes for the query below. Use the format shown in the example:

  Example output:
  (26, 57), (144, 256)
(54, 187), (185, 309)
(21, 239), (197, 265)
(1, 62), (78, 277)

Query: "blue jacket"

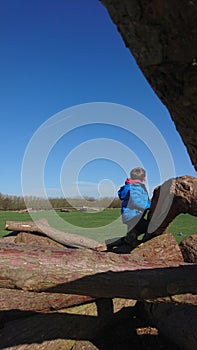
(118, 181), (150, 224)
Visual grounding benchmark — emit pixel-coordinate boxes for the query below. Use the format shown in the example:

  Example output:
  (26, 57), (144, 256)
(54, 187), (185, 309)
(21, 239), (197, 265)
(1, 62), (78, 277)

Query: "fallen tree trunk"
(0, 301), (111, 349)
(137, 300), (197, 350)
(0, 233), (185, 313)
(1, 289), (196, 314)
(1, 231), (66, 248)
(5, 218), (106, 251)
(147, 293), (197, 305)
(0, 240), (196, 300)
(0, 288), (95, 312)
(129, 233), (183, 262)
(148, 175), (197, 236)
(0, 299), (136, 350)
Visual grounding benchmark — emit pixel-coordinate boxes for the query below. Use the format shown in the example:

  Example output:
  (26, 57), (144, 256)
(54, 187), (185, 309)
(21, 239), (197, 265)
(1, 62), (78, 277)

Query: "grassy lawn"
(0, 209), (196, 244)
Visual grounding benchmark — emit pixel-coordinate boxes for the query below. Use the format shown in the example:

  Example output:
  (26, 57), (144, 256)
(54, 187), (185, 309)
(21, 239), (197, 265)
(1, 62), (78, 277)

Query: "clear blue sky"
(0, 0), (196, 199)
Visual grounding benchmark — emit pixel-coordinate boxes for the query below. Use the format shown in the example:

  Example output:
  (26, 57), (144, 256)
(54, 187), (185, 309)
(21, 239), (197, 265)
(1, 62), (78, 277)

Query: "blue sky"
(0, 0), (196, 199)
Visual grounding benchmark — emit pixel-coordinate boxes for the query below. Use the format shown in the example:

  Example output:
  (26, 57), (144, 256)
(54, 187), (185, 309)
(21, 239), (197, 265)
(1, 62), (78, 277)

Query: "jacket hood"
(125, 178), (143, 185)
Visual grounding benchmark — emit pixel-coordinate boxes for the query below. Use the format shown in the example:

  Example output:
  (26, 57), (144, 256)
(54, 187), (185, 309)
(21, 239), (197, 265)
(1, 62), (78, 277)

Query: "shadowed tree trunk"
(0, 299), (136, 350)
(100, 0), (197, 171)
(137, 300), (197, 350)
(147, 293), (197, 305)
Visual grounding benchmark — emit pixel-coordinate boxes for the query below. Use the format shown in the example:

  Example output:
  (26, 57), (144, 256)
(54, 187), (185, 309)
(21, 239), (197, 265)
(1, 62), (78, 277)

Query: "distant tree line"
(0, 193), (121, 211)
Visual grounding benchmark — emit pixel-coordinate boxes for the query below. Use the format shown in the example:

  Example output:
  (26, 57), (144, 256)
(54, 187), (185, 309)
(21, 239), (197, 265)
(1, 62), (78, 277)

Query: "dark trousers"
(133, 217), (149, 235)
(125, 215), (149, 244)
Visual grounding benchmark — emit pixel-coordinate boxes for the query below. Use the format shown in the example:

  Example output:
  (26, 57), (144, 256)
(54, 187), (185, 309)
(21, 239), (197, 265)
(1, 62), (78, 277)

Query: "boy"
(113, 167), (150, 249)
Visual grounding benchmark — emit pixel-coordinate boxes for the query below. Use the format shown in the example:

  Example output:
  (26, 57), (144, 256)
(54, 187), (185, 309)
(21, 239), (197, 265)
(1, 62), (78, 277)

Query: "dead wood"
(0, 288), (95, 312)
(148, 175), (197, 236)
(129, 233), (183, 262)
(147, 293), (197, 305)
(179, 234), (197, 263)
(0, 298), (177, 350)
(5, 218), (106, 251)
(1, 231), (66, 248)
(0, 301), (107, 349)
(0, 238), (196, 300)
(0, 299), (137, 350)
(137, 300), (197, 350)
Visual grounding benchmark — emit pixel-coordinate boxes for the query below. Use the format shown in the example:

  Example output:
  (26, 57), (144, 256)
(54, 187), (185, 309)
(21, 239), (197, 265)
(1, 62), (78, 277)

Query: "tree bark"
(0, 239), (196, 300)
(148, 176), (197, 236)
(5, 218), (106, 251)
(0, 288), (95, 312)
(0, 234), (183, 312)
(1, 231), (66, 248)
(147, 293), (197, 305)
(129, 233), (183, 262)
(179, 234), (197, 263)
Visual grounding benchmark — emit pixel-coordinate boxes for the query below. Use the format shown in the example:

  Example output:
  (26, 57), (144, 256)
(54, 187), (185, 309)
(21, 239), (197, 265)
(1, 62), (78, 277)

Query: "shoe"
(106, 237), (125, 250)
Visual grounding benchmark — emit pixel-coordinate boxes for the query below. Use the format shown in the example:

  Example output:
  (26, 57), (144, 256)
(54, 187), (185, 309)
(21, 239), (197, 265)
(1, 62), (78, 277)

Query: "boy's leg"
(107, 216), (150, 250)
(136, 217), (155, 242)
(124, 229), (138, 247)
(125, 217), (149, 246)
(141, 232), (155, 242)
(135, 217), (149, 236)
(124, 221), (139, 247)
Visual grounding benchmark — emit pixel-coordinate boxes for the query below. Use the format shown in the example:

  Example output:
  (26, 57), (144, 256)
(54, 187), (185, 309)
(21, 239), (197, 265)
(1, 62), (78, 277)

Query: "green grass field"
(0, 209), (196, 244)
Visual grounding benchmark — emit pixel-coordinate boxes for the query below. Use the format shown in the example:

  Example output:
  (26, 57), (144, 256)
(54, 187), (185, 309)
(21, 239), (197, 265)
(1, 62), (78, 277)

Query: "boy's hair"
(130, 167), (146, 181)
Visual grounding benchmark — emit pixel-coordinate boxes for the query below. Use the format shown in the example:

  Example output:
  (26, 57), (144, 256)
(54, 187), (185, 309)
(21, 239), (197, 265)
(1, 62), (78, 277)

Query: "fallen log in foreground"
(5, 218), (106, 251)
(1, 289), (196, 315)
(147, 293), (197, 305)
(0, 233), (185, 313)
(137, 300), (197, 350)
(0, 299), (136, 350)
(0, 240), (196, 300)
(0, 288), (95, 312)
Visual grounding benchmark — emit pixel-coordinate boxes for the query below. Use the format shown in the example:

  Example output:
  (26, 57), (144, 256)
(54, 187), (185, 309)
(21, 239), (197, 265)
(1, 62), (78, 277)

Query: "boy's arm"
(146, 198), (151, 209)
(118, 184), (130, 200)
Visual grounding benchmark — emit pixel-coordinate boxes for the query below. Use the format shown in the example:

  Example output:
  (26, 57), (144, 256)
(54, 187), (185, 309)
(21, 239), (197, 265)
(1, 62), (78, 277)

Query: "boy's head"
(130, 167), (146, 182)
